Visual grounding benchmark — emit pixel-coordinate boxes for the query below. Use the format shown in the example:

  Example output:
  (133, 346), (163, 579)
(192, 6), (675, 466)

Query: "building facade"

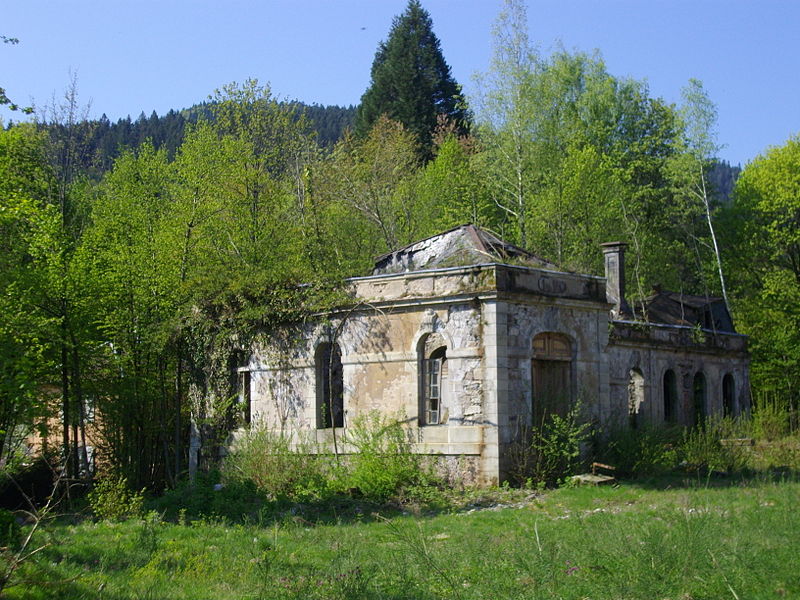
(237, 226), (749, 484)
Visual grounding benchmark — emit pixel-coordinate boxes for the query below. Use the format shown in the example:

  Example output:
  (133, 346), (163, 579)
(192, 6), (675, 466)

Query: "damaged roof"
(371, 224), (558, 276)
(637, 286), (735, 332)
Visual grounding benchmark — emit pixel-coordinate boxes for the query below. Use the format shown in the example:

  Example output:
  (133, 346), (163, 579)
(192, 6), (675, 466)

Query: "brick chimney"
(600, 242), (631, 318)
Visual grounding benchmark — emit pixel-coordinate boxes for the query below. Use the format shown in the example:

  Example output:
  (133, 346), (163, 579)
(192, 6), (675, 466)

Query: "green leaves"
(727, 136), (800, 401)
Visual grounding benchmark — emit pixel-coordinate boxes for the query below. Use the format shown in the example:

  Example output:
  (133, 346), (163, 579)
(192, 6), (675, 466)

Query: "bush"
(679, 416), (752, 473)
(223, 430), (335, 502)
(508, 404), (592, 487)
(593, 425), (681, 477)
(222, 413), (435, 506)
(87, 476), (144, 521)
(149, 471), (263, 522)
(343, 411), (425, 502)
(752, 395), (793, 441)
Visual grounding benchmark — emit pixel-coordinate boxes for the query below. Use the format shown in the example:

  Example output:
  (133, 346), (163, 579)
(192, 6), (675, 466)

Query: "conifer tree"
(355, 0), (468, 159)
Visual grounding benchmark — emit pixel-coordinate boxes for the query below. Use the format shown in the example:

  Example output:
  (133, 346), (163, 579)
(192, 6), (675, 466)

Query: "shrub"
(508, 403), (592, 487)
(343, 411), (425, 502)
(222, 413), (437, 507)
(149, 471), (264, 522)
(223, 430), (335, 502)
(752, 395), (793, 441)
(87, 475), (144, 521)
(679, 416), (751, 473)
(592, 425), (681, 477)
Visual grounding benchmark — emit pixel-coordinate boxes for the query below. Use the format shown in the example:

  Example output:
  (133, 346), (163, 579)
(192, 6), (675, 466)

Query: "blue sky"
(3, 0), (799, 166)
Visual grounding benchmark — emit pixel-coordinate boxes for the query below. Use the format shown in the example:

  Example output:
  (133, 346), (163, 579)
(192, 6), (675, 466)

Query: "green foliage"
(149, 471), (263, 522)
(343, 411), (426, 503)
(223, 430), (335, 502)
(471, 0), (714, 295)
(355, 0), (468, 158)
(531, 406), (593, 486)
(508, 404), (593, 487)
(415, 133), (496, 232)
(678, 417), (752, 473)
(727, 135), (800, 408)
(595, 411), (800, 478)
(1, 0), (790, 506)
(0, 125), (59, 465)
(0, 509), (20, 550)
(592, 425), (681, 477)
(318, 116), (423, 253)
(752, 393), (797, 441)
(12, 478), (800, 599)
(87, 476), (145, 521)
(221, 412), (434, 508)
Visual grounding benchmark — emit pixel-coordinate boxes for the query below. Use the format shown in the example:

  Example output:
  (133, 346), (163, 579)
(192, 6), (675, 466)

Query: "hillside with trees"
(17, 101), (355, 181)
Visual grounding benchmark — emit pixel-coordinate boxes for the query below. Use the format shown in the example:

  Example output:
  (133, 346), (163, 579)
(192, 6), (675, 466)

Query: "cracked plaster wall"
(246, 300), (487, 478)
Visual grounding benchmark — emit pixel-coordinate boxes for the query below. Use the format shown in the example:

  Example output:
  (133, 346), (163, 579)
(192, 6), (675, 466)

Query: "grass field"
(7, 472), (799, 600)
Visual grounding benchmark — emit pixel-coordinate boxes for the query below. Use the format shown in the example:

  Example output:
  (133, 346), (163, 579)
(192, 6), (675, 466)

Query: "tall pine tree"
(355, 0), (468, 159)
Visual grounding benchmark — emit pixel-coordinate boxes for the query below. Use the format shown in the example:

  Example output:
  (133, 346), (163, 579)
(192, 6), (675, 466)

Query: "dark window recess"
(693, 372), (706, 426)
(316, 343), (344, 429)
(663, 369), (678, 423)
(239, 371), (251, 425)
(722, 373), (735, 417)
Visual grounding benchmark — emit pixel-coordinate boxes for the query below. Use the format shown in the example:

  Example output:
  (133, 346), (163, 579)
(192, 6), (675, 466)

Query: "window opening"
(418, 333), (448, 426)
(422, 347), (447, 425)
(693, 371), (706, 426)
(316, 343), (344, 429)
(663, 369), (678, 423)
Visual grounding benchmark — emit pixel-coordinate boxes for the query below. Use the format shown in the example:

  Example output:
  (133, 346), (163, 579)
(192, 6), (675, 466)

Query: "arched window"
(722, 373), (735, 417)
(316, 342), (343, 429)
(418, 333), (448, 426)
(693, 371), (707, 426)
(628, 369), (645, 429)
(663, 369), (678, 423)
(532, 332), (572, 426)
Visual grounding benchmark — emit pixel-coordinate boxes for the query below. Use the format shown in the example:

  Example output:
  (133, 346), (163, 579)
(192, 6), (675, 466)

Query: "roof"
(637, 286), (735, 332)
(371, 224), (558, 275)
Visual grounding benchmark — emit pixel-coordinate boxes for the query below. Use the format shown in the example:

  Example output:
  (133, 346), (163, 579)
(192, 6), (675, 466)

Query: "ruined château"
(235, 225), (750, 484)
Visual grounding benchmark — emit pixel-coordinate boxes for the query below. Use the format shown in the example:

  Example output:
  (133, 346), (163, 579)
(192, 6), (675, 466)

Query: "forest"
(0, 0), (798, 493)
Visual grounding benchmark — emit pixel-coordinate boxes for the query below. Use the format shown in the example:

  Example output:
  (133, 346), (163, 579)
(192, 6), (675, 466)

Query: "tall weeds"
(222, 411), (430, 505)
(507, 404), (592, 487)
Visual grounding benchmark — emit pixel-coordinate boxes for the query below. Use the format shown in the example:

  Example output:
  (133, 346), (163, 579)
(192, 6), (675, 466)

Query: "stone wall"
(491, 297), (611, 479)
(607, 321), (750, 427)
(244, 297), (492, 481)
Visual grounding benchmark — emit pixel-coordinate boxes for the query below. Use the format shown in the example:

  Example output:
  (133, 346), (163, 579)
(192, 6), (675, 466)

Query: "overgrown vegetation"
(3, 402), (799, 598)
(507, 404), (593, 487)
(86, 476), (144, 521)
(5, 474), (799, 599)
(593, 399), (800, 479)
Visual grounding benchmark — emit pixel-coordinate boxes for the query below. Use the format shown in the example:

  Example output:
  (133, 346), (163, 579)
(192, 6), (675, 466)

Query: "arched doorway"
(532, 332), (572, 427)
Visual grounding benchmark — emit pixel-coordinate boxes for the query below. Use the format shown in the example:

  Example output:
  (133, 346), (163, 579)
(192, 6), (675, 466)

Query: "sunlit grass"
(8, 474), (800, 600)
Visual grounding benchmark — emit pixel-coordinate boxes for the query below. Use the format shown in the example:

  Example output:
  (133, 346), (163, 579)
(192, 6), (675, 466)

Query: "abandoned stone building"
(237, 225), (750, 485)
